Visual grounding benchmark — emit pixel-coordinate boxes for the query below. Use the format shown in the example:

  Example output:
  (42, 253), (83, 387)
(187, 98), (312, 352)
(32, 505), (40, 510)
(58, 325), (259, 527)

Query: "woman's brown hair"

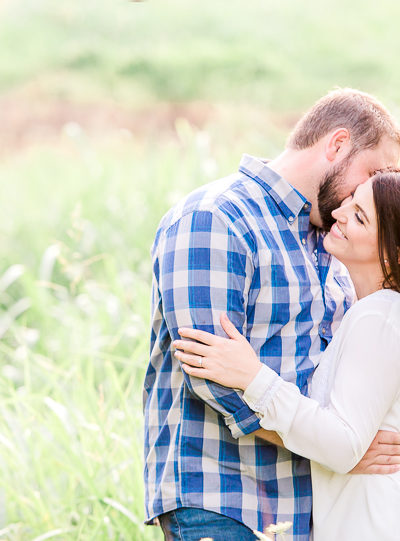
(372, 170), (400, 293)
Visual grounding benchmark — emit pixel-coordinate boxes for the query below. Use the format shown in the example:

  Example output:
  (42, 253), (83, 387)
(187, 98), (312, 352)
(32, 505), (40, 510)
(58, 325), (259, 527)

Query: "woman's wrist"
(241, 362), (263, 391)
(243, 363), (281, 412)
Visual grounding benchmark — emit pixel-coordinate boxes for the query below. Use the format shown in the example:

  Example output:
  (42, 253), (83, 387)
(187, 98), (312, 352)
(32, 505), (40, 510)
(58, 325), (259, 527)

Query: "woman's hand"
(173, 313), (262, 391)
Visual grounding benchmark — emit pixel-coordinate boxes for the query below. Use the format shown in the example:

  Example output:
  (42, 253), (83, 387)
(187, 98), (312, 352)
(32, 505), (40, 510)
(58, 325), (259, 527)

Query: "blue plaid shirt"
(144, 154), (354, 540)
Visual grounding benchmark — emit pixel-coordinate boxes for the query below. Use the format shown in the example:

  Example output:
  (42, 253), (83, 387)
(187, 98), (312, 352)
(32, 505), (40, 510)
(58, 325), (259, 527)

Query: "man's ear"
(326, 128), (351, 162)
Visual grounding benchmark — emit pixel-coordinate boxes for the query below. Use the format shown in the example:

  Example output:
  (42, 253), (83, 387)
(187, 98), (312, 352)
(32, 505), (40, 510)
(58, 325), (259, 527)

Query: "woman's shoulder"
(343, 288), (400, 333)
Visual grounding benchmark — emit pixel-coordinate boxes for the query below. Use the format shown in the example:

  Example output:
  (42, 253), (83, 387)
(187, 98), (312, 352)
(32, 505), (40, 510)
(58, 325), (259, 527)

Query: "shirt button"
(302, 238), (306, 245)
(304, 203), (309, 209)
(322, 328), (326, 335)
(288, 216), (294, 222)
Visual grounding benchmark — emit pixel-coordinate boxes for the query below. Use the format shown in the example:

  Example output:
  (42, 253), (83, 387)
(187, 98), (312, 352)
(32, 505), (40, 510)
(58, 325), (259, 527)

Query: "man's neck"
(268, 148), (327, 228)
(268, 149), (319, 204)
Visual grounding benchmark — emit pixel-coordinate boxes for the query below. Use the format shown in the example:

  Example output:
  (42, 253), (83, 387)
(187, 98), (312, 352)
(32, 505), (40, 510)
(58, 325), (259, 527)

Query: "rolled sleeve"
(224, 402), (263, 439)
(155, 208), (261, 437)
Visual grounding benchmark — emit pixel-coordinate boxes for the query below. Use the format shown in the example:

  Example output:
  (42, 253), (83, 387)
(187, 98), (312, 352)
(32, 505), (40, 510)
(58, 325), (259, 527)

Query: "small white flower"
(265, 521), (292, 535)
(253, 530), (272, 541)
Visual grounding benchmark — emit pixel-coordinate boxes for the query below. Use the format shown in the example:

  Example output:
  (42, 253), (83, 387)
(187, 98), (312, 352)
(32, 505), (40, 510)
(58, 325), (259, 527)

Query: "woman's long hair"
(372, 170), (400, 292)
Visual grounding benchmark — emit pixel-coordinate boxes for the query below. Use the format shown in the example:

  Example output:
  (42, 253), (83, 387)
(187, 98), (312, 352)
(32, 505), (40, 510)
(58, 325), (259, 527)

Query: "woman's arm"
(175, 311), (400, 473)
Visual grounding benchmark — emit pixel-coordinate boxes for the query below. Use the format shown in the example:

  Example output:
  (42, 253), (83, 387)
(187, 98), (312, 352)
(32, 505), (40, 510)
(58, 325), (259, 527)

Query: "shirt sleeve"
(155, 208), (261, 439)
(243, 310), (400, 473)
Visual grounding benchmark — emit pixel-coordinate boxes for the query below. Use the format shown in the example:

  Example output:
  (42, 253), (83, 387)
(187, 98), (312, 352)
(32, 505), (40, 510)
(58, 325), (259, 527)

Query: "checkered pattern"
(144, 154), (355, 539)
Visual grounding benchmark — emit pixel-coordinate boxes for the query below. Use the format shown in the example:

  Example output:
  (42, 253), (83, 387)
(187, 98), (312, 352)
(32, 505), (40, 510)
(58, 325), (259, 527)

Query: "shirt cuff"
(243, 364), (282, 414)
(223, 403), (262, 439)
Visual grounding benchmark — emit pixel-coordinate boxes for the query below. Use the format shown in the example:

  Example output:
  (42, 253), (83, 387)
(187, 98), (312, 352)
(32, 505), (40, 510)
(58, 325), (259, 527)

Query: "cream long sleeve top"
(244, 288), (400, 540)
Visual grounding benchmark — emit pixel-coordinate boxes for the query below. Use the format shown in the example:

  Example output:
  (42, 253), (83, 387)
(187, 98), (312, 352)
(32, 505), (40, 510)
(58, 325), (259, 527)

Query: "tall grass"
(0, 123), (279, 539)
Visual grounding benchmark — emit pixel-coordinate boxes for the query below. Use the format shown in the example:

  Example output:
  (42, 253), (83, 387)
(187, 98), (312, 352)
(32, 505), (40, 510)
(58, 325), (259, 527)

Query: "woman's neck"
(347, 264), (384, 300)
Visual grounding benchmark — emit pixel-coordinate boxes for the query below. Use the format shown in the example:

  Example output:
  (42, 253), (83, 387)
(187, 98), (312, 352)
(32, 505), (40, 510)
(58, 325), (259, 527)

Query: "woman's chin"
(323, 233), (344, 261)
(322, 232), (334, 254)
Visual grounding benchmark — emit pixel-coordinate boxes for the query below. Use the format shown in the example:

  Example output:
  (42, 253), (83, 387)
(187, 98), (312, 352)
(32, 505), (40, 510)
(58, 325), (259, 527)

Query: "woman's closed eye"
(355, 211), (364, 225)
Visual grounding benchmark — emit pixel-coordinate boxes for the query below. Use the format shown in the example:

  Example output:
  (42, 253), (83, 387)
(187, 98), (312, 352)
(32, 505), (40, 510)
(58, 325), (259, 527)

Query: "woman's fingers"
(178, 314), (244, 344)
(173, 339), (210, 357)
(175, 350), (205, 367)
(181, 363), (210, 380)
(178, 327), (220, 345)
(220, 312), (244, 341)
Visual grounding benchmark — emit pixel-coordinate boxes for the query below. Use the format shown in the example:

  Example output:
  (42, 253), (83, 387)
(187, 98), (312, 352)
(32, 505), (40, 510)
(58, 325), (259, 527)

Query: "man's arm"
(350, 430), (400, 474)
(256, 426), (400, 473)
(255, 425), (400, 473)
(156, 209), (262, 439)
(254, 428), (284, 447)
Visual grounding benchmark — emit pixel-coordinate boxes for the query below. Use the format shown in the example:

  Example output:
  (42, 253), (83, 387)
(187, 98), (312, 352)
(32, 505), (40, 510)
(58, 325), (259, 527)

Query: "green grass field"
(1, 0), (400, 539)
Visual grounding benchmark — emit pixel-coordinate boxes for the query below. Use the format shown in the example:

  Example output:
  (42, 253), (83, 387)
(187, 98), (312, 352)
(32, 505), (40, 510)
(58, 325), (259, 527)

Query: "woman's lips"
(330, 222), (347, 240)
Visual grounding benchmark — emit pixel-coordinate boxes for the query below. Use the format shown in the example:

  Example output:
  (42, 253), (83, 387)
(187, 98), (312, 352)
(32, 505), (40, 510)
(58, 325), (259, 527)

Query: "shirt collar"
(239, 154), (310, 223)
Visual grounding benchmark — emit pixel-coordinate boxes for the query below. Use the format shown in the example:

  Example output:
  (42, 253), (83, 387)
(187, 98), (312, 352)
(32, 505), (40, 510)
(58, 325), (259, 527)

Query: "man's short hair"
(287, 88), (400, 152)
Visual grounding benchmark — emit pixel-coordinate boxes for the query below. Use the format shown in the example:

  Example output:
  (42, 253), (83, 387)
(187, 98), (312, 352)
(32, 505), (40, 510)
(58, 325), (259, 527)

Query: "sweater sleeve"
(243, 310), (400, 473)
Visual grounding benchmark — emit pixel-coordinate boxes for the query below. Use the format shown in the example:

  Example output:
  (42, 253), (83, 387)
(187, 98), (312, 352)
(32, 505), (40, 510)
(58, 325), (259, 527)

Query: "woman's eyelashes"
(355, 212), (364, 225)
(349, 192), (365, 225)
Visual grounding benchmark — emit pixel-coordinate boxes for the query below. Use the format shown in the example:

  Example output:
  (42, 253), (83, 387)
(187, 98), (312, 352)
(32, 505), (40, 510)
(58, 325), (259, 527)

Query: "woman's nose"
(331, 193), (353, 221)
(331, 206), (347, 222)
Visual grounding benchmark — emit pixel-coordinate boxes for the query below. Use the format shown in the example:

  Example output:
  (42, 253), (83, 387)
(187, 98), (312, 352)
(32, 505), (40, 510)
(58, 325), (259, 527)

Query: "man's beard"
(317, 153), (355, 231)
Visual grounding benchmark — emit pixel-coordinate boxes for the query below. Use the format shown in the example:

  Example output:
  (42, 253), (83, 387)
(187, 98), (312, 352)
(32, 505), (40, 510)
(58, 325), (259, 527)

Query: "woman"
(173, 170), (400, 540)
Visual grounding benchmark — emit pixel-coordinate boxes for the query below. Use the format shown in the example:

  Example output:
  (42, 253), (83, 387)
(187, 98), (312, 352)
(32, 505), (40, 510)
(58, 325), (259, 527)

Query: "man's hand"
(350, 430), (400, 474)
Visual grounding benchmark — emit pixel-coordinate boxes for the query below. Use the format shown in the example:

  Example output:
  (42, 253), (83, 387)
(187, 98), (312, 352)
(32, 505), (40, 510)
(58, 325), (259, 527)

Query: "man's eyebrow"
(355, 203), (370, 224)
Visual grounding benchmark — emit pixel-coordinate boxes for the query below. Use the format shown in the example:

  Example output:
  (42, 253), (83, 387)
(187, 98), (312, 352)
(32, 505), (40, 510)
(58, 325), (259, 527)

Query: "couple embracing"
(143, 88), (400, 540)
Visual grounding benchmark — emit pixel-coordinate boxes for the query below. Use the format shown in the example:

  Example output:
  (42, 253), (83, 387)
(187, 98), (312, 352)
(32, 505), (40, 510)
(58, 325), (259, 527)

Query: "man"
(144, 89), (400, 541)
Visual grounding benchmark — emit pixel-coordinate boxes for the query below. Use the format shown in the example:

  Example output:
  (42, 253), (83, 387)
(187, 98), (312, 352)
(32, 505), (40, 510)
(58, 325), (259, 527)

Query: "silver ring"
(198, 358), (203, 368)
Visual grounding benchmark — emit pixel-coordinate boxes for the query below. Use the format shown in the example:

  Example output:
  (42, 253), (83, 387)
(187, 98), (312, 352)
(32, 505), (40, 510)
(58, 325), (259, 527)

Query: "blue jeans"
(159, 507), (259, 541)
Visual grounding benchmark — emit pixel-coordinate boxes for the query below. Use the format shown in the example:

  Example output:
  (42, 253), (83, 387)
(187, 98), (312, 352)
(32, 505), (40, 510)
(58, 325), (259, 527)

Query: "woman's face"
(323, 178), (380, 268)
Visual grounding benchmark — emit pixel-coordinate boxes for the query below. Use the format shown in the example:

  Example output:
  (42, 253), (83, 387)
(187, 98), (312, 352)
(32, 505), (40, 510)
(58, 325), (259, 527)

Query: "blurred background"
(1, 0), (400, 539)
